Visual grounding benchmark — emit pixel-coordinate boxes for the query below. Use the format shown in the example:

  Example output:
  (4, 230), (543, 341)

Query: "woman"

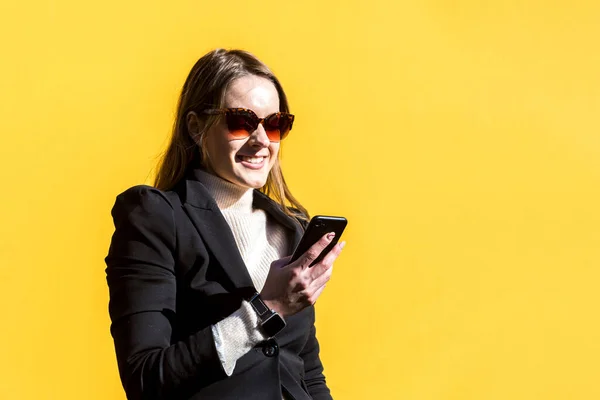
(105, 49), (345, 400)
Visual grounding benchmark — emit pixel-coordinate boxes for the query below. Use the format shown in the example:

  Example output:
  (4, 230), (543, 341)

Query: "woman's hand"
(260, 233), (345, 318)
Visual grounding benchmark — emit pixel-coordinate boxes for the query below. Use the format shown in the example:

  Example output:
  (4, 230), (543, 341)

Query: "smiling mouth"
(238, 155), (266, 164)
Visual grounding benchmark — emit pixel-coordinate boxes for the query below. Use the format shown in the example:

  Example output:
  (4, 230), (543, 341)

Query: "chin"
(247, 178), (268, 189)
(235, 174), (268, 189)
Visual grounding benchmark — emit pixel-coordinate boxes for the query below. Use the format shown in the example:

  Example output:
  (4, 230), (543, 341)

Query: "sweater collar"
(192, 169), (254, 212)
(179, 167), (305, 247)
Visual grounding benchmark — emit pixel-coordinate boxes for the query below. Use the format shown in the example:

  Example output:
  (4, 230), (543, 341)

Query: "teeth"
(241, 156), (264, 164)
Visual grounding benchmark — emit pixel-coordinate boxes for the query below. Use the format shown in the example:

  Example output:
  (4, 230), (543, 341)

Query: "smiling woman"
(104, 49), (345, 400)
(154, 49), (305, 221)
(191, 75), (284, 189)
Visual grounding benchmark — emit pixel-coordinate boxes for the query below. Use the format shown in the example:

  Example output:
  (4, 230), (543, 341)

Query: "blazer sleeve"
(105, 186), (225, 399)
(299, 308), (333, 400)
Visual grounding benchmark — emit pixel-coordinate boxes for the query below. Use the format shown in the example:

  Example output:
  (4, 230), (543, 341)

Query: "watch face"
(262, 313), (286, 337)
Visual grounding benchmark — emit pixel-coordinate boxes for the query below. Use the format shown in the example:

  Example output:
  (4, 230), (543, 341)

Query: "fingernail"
(339, 241), (346, 249)
(326, 232), (335, 241)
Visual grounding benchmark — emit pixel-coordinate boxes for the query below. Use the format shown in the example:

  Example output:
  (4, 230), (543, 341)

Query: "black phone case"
(290, 215), (347, 267)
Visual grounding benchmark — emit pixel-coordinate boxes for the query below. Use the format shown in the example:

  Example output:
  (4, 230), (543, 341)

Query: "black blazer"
(105, 169), (332, 400)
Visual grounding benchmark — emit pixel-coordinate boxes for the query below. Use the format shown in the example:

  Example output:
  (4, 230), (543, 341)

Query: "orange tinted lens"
(225, 113), (256, 138)
(264, 129), (281, 142)
(229, 129), (251, 138)
(279, 115), (293, 138)
(264, 114), (284, 142)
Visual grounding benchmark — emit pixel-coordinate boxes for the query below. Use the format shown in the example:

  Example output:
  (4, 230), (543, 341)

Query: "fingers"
(308, 240), (345, 279)
(295, 266), (332, 306)
(291, 245), (339, 303)
(310, 284), (327, 304)
(268, 239), (346, 315)
(297, 233), (336, 269)
(309, 264), (333, 294)
(322, 240), (345, 266)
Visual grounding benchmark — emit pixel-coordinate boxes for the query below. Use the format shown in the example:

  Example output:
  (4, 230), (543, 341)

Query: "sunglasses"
(203, 108), (294, 142)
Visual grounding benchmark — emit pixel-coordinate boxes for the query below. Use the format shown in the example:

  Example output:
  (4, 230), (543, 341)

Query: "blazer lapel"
(179, 171), (306, 294)
(181, 179), (255, 293)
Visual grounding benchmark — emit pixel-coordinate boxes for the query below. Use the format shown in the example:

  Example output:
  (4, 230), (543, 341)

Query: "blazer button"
(263, 339), (279, 357)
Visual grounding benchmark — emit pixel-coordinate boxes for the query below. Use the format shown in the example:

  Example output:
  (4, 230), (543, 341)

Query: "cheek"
(205, 129), (236, 167)
(227, 141), (244, 161)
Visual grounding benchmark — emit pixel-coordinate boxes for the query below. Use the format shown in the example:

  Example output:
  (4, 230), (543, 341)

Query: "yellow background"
(1, 1), (599, 399)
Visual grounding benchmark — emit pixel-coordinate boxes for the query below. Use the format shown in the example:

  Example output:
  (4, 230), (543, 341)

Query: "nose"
(248, 123), (271, 148)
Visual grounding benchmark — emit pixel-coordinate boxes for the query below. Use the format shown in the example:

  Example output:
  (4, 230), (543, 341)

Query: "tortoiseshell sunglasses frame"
(203, 108), (295, 141)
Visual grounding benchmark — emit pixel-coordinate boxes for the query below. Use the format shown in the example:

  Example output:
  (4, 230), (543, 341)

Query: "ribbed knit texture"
(196, 170), (290, 377)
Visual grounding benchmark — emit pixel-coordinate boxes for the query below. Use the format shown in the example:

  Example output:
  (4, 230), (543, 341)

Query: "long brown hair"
(154, 49), (308, 220)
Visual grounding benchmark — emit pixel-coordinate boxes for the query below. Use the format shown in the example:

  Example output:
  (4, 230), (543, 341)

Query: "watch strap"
(248, 292), (270, 318)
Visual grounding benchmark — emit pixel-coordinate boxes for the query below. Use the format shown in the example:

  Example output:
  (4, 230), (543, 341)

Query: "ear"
(186, 111), (202, 140)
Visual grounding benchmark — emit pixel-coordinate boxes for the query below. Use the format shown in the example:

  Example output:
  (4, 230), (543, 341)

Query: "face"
(193, 75), (281, 189)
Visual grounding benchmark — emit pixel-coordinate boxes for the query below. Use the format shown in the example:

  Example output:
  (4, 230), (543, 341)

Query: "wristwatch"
(247, 292), (286, 338)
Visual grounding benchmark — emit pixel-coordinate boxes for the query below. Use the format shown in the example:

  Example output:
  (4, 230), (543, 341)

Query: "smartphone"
(290, 215), (348, 267)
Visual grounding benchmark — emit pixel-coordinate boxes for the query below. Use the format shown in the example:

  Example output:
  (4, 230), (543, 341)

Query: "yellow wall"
(1, 1), (599, 398)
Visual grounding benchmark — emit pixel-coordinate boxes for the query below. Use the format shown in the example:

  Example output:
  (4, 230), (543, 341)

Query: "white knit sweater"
(195, 170), (290, 375)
